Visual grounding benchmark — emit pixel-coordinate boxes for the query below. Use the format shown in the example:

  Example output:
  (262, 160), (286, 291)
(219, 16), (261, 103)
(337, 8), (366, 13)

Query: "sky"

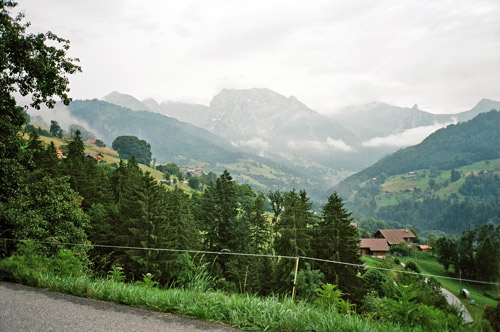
(15, 0), (500, 115)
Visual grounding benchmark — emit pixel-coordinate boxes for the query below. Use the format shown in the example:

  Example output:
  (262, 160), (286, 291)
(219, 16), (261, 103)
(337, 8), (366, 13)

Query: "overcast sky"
(16, 0), (500, 114)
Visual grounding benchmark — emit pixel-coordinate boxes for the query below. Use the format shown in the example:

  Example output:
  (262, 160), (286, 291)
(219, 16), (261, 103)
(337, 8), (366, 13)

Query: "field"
(395, 251), (498, 320)
(373, 158), (500, 208)
(35, 132), (166, 181)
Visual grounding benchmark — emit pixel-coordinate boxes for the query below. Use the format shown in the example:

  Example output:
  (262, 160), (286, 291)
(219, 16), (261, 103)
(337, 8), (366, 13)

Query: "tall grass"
(0, 262), (451, 332)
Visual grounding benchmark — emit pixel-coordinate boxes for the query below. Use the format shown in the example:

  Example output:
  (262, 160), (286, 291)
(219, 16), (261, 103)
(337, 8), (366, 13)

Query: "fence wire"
(1, 237), (499, 287)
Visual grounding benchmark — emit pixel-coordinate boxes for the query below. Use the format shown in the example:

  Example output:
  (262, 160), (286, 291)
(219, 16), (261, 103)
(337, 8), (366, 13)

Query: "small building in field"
(373, 229), (416, 246)
(360, 239), (390, 258)
(85, 152), (104, 163)
(417, 244), (432, 253)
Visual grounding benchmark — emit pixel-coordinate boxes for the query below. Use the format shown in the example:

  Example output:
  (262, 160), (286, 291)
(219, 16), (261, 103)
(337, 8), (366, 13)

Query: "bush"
(108, 266), (126, 282)
(485, 304), (500, 332)
(295, 264), (324, 301)
(404, 261), (421, 273)
(389, 242), (412, 256)
(51, 249), (86, 277)
(315, 283), (354, 314)
(362, 269), (388, 297)
(363, 284), (463, 330)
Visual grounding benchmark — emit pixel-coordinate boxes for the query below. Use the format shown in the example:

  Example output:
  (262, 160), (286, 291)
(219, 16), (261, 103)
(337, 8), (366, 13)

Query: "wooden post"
(459, 269), (462, 295)
(291, 256), (300, 301)
(243, 265), (249, 293)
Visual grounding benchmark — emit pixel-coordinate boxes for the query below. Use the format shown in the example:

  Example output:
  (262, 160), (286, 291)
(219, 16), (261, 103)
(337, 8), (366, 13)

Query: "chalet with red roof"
(373, 229), (416, 246)
(360, 239), (389, 258)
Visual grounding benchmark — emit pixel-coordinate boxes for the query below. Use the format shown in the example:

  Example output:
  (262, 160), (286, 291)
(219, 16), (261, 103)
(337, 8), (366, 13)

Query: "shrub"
(315, 283), (354, 314)
(294, 264), (324, 301)
(389, 242), (412, 256)
(485, 304), (500, 331)
(108, 266), (126, 282)
(136, 273), (159, 288)
(51, 249), (86, 277)
(362, 269), (388, 297)
(404, 261), (421, 273)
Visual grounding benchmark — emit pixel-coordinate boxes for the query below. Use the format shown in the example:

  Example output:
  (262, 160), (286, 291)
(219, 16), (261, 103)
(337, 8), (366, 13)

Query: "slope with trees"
(334, 110), (500, 198)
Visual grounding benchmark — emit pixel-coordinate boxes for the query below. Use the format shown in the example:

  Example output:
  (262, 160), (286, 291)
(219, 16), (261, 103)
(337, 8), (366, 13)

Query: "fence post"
(291, 256), (300, 301)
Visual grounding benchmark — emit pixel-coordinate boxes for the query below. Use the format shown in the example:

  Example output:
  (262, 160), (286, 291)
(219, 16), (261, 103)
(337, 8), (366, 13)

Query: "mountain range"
(28, 88), (500, 201)
(102, 89), (500, 172)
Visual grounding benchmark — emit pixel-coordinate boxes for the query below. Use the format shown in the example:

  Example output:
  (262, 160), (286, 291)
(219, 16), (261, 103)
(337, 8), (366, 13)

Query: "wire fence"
(1, 237), (499, 291)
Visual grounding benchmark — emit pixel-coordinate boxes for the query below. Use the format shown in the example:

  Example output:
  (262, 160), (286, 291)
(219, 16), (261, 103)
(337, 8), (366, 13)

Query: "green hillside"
(334, 110), (500, 198)
(332, 110), (500, 236)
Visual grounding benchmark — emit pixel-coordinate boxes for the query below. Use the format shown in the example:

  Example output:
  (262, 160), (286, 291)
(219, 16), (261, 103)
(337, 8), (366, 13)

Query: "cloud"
(362, 120), (457, 148)
(326, 137), (355, 152)
(25, 99), (103, 140)
(288, 137), (355, 152)
(15, 0), (500, 115)
(237, 138), (270, 151)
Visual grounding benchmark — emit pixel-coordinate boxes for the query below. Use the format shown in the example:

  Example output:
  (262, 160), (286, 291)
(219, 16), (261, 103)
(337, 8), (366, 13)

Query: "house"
(85, 152), (104, 163)
(86, 139), (97, 144)
(360, 239), (390, 258)
(349, 222), (358, 228)
(417, 244), (432, 253)
(373, 229), (416, 246)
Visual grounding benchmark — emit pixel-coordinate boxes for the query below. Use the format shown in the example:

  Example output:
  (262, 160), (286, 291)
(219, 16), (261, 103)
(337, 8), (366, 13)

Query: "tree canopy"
(112, 135), (152, 165)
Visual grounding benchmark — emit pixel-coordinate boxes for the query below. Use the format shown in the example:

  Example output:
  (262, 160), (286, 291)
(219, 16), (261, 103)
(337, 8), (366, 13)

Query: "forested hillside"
(68, 99), (242, 164)
(332, 110), (500, 236)
(335, 110), (500, 198)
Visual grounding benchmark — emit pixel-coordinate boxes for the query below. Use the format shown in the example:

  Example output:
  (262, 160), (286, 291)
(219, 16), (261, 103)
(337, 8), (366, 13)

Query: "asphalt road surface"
(0, 281), (239, 332)
(440, 287), (473, 323)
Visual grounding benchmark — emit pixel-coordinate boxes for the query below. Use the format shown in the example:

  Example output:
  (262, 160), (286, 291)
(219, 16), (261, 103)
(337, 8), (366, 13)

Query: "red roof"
(360, 239), (389, 252)
(374, 229), (415, 245)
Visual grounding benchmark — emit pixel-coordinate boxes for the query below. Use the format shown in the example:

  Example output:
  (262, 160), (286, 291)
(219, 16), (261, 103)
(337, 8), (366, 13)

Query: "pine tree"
(312, 192), (364, 300)
(161, 186), (201, 283)
(274, 189), (314, 292)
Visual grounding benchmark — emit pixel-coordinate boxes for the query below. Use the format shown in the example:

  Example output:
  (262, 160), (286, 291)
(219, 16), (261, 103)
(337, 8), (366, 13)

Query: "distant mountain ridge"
(332, 102), (452, 140)
(68, 99), (240, 164)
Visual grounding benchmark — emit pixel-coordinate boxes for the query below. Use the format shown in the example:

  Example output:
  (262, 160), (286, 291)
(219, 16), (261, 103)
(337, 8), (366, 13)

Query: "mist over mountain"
(102, 89), (499, 177)
(103, 92), (210, 128)
(332, 109), (500, 199)
(68, 99), (240, 164)
(102, 89), (366, 171)
(332, 102), (452, 141)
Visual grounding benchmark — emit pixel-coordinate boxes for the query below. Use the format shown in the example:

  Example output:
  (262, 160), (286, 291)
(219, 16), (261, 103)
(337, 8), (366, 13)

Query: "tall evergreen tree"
(312, 193), (364, 300)
(274, 189), (314, 292)
(474, 224), (500, 283)
(161, 186), (201, 283)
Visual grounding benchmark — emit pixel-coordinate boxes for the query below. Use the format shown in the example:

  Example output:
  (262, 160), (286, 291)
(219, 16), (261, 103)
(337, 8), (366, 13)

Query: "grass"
(0, 266), (446, 332)
(373, 157), (500, 208)
(397, 251), (499, 320)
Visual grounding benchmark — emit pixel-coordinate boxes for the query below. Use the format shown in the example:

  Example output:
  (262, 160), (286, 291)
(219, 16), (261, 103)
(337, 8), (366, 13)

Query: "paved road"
(440, 287), (473, 323)
(0, 282), (239, 332)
